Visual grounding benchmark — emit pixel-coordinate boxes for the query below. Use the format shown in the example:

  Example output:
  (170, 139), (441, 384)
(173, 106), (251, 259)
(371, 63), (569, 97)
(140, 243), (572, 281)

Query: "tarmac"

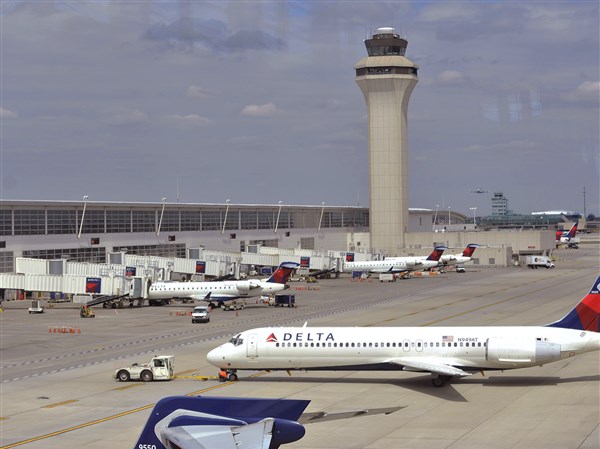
(1, 245), (599, 449)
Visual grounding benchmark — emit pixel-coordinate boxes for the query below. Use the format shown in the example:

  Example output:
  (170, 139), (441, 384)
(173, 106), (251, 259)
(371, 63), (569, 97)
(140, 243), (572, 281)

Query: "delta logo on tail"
(462, 244), (479, 257)
(426, 246), (447, 261)
(548, 278), (600, 332)
(267, 262), (299, 284)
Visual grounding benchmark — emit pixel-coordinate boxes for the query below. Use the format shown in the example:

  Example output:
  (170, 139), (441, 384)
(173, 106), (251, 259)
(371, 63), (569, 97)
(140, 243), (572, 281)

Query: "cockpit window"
(228, 334), (244, 346)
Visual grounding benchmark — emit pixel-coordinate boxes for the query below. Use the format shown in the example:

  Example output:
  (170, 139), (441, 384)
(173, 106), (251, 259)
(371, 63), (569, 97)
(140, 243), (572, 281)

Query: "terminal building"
(0, 27), (568, 301)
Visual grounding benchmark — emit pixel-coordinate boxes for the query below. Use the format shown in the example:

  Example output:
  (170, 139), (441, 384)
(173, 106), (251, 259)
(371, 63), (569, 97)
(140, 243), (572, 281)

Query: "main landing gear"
(432, 375), (452, 387)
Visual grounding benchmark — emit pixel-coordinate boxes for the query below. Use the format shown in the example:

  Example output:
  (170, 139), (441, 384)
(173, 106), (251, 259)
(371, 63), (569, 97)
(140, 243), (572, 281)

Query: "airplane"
(148, 262), (299, 308)
(134, 395), (309, 449)
(555, 222), (579, 248)
(439, 243), (479, 268)
(342, 246), (447, 275)
(207, 275), (600, 387)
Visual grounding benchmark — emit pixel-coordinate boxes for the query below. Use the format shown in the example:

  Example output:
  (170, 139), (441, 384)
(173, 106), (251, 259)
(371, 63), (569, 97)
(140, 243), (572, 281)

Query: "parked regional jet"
(134, 396), (309, 449)
(556, 222), (579, 248)
(207, 276), (600, 387)
(439, 243), (479, 267)
(343, 246), (447, 274)
(148, 262), (298, 308)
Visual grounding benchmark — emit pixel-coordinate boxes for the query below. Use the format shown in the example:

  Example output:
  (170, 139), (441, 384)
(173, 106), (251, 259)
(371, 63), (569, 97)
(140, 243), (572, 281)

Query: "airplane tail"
(135, 396), (310, 449)
(426, 246), (447, 261)
(566, 222), (578, 239)
(546, 276), (600, 332)
(462, 244), (479, 258)
(266, 262), (300, 284)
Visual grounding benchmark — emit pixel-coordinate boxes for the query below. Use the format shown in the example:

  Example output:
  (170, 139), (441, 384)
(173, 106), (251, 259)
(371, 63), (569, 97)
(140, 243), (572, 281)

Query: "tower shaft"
(355, 28), (418, 254)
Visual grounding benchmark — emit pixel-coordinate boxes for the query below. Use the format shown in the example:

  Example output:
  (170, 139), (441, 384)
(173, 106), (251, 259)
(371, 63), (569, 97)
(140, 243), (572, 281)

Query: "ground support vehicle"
(28, 300), (44, 314)
(80, 305), (95, 318)
(191, 306), (210, 323)
(269, 294), (296, 307)
(221, 301), (245, 311)
(379, 273), (396, 282)
(525, 255), (555, 269)
(114, 355), (174, 382)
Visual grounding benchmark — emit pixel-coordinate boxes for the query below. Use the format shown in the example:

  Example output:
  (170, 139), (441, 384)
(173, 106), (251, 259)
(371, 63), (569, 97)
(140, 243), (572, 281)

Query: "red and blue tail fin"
(462, 244), (479, 257)
(267, 262), (300, 284)
(566, 222), (578, 239)
(547, 276), (600, 332)
(426, 246), (447, 261)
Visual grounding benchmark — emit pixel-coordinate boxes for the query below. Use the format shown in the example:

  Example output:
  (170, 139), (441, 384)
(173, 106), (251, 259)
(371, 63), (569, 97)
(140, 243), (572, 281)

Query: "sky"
(1, 1), (598, 217)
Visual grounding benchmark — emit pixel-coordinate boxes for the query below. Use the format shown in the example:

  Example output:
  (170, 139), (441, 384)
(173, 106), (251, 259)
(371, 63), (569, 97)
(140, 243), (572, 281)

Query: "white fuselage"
(148, 280), (284, 302)
(343, 258), (438, 274)
(440, 254), (472, 266)
(207, 326), (600, 373)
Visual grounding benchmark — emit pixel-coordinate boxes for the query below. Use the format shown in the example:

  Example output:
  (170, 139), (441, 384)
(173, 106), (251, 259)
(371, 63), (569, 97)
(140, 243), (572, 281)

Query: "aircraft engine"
(236, 281), (253, 294)
(486, 338), (561, 365)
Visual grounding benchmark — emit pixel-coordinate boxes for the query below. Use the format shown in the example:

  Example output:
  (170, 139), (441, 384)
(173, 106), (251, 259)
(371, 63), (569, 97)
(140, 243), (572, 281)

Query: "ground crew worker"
(218, 369), (227, 382)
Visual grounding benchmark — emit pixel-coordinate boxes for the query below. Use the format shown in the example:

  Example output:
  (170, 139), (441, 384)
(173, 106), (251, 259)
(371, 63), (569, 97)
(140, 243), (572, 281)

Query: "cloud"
(105, 107), (149, 126)
(0, 107), (18, 118)
(164, 114), (211, 126)
(241, 102), (280, 117)
(186, 85), (216, 98)
(143, 18), (284, 53)
(562, 81), (600, 103)
(436, 70), (468, 86)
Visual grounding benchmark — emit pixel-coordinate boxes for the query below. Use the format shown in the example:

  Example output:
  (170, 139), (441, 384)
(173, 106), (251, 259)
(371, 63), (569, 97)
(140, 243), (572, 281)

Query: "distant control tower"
(355, 27), (418, 254)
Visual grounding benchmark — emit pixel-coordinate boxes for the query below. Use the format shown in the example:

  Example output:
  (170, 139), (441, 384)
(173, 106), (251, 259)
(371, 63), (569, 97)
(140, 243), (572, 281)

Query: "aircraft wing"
(389, 358), (472, 377)
(135, 396), (310, 449)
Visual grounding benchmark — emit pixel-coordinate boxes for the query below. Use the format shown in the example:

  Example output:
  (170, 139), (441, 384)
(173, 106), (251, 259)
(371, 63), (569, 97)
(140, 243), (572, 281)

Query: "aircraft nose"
(206, 347), (224, 367)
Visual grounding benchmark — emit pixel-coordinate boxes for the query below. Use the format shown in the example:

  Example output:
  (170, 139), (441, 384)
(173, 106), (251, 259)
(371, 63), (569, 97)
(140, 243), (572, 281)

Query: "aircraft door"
(246, 333), (258, 357)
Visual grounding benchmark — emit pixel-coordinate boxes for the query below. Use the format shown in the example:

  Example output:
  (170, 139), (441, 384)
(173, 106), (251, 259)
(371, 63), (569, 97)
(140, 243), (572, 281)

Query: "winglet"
(547, 276), (600, 332)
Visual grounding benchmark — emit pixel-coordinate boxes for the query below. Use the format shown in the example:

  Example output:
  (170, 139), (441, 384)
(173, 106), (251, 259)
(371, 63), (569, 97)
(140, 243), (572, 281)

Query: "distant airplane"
(134, 396), (309, 449)
(147, 262), (299, 308)
(470, 189), (489, 194)
(207, 276), (600, 387)
(555, 222), (579, 248)
(440, 243), (479, 267)
(343, 246), (447, 274)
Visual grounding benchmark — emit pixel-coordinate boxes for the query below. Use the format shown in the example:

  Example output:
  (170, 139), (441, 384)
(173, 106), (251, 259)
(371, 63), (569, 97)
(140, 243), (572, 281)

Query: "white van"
(191, 306), (210, 323)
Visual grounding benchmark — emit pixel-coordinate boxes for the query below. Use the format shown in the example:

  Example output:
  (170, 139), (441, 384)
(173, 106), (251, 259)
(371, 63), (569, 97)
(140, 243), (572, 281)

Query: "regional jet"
(207, 276), (600, 387)
(343, 246), (447, 274)
(148, 262), (298, 308)
(439, 243), (479, 267)
(556, 222), (579, 248)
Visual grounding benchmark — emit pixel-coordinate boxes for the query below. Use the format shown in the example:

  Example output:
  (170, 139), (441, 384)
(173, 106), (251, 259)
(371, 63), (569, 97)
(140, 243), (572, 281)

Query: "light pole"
(221, 199), (231, 234)
(469, 207), (477, 226)
(77, 195), (88, 239)
(157, 198), (167, 236)
(274, 201), (283, 233)
(433, 204), (439, 229)
(318, 202), (325, 231)
(448, 206), (451, 226)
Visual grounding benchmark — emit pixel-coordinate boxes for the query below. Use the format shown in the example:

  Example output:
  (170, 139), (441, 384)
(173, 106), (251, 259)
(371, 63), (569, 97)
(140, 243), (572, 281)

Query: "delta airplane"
(439, 243), (479, 267)
(343, 246), (447, 274)
(556, 222), (579, 248)
(148, 262), (298, 308)
(207, 275), (600, 387)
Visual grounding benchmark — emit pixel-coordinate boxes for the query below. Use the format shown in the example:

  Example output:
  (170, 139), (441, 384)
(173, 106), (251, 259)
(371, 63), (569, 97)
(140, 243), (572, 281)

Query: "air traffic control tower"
(355, 27), (418, 254)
